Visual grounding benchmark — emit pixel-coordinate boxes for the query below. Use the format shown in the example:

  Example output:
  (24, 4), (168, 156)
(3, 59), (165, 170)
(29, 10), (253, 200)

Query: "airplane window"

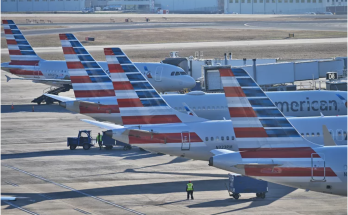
(211, 137), (214, 141)
(171, 72), (175, 76)
(212, 106), (215, 110)
(301, 133), (304, 137)
(312, 133), (315, 137)
(317, 132), (320, 137)
(306, 133), (309, 137)
(179, 107), (182, 111)
(205, 137), (209, 141)
(344, 131), (347, 137)
(216, 136), (219, 141)
(202, 106), (205, 110)
(192, 107), (196, 110)
(221, 106), (225, 109)
(232, 136), (235, 140)
(174, 107), (178, 110)
(197, 107), (201, 110)
(207, 106), (210, 110)
(226, 136), (229, 140)
(221, 136), (224, 141)
(338, 131), (342, 136)
(175, 72), (180, 76)
(180, 72), (187, 75)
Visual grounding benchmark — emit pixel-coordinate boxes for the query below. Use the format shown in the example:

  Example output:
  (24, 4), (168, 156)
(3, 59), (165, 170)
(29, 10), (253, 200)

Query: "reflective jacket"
(186, 183), (193, 191)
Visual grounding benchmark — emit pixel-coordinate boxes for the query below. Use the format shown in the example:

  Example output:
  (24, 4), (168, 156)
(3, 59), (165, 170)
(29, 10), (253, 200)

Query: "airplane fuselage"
(1, 60), (196, 92)
(211, 145), (347, 196)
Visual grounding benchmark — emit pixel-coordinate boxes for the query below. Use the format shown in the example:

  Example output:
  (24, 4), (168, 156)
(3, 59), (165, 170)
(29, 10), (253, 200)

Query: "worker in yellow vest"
(96, 133), (103, 150)
(186, 181), (194, 200)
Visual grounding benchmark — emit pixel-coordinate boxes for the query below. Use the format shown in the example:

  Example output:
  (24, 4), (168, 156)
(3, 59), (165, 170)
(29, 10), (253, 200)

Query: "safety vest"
(187, 183), (193, 191)
(97, 135), (103, 141)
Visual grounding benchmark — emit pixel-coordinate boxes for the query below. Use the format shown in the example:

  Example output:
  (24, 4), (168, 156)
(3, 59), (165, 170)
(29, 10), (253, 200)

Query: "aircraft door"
(181, 131), (190, 150)
(311, 153), (326, 181)
(155, 67), (162, 82)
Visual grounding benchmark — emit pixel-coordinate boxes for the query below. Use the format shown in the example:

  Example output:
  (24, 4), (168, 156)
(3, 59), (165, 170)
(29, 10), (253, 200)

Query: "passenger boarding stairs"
(32, 85), (72, 105)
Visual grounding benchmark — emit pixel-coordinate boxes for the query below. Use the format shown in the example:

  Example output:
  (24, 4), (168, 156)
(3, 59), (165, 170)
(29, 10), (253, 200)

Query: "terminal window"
(260, 0), (263, 3)
(229, 0), (233, 2)
(290, 0), (293, 2)
(301, 0), (305, 3)
(247, 0), (251, 3)
(272, 0), (275, 3)
(278, 0), (282, 3)
(296, 0), (299, 2)
(266, 0), (270, 2)
(235, 0), (239, 3)
(241, 0), (245, 3)
(313, 0), (316, 2)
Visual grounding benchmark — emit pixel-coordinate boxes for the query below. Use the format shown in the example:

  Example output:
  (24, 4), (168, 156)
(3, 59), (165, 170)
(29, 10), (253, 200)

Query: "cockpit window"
(180, 72), (187, 75)
(175, 72), (180, 76)
(171, 72), (175, 76)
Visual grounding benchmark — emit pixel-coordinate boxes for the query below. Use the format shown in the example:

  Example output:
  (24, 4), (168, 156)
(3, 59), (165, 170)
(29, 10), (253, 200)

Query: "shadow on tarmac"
(1, 104), (70, 113)
(1, 180), (296, 211)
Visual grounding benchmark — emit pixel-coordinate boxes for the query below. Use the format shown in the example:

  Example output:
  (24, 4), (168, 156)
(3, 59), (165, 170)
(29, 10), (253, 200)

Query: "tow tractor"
(67, 130), (94, 150)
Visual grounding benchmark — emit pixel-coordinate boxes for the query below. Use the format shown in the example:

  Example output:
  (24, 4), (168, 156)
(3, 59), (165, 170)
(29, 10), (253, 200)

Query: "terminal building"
(2, 0), (85, 12)
(1, 0), (346, 14)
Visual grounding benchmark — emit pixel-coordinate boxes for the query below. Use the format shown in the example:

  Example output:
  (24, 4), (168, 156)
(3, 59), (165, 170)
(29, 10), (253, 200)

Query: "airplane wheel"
(232, 193), (240, 200)
(83, 144), (91, 150)
(260, 193), (266, 199)
(105, 145), (113, 150)
(70, 145), (77, 150)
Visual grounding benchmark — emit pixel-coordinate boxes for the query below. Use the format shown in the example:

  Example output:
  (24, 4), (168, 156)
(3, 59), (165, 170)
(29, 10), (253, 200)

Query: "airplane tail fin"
(59, 33), (117, 104)
(218, 67), (310, 142)
(103, 47), (206, 125)
(2, 20), (42, 65)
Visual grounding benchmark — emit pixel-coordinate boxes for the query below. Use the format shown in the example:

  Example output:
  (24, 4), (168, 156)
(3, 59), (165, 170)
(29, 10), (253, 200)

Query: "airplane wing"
(322, 125), (337, 146)
(81, 119), (124, 130)
(43, 93), (75, 102)
(211, 149), (234, 155)
(5, 75), (71, 84)
(1, 196), (17, 201)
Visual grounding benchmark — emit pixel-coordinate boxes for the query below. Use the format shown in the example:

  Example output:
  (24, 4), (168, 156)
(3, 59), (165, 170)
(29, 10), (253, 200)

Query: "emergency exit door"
(181, 131), (190, 150)
(311, 153), (326, 181)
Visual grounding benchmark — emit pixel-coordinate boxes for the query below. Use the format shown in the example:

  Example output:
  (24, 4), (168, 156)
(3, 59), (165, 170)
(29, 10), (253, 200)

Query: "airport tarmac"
(1, 73), (347, 215)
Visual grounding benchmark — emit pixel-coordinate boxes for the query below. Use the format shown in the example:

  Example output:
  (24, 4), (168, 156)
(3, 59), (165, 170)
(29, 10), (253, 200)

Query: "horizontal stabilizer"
(4, 76), (71, 84)
(81, 119), (124, 130)
(44, 93), (75, 102)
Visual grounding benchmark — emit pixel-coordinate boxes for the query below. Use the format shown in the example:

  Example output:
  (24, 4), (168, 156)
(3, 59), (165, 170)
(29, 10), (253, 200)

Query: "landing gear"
(123, 145), (132, 151)
(70, 145), (77, 150)
(105, 145), (113, 150)
(256, 193), (266, 199)
(232, 193), (240, 200)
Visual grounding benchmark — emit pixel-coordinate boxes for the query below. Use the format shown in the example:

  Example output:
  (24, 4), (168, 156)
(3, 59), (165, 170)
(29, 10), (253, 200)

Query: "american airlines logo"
(275, 99), (338, 113)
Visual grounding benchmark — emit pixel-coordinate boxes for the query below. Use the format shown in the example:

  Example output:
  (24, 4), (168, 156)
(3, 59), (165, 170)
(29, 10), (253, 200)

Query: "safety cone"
(11, 103), (14, 110)
(32, 106), (35, 112)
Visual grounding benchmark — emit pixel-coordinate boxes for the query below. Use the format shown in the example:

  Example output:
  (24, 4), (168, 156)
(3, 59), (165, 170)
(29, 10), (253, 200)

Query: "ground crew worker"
(186, 181), (194, 200)
(96, 133), (103, 150)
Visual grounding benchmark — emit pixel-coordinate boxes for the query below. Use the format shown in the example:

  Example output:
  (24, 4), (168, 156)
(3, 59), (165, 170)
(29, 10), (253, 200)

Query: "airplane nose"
(183, 76), (196, 89)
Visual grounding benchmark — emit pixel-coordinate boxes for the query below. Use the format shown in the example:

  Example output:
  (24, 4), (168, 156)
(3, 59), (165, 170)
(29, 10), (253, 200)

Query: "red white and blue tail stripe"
(219, 68), (301, 139)
(59, 33), (116, 102)
(2, 20), (43, 77)
(104, 47), (205, 125)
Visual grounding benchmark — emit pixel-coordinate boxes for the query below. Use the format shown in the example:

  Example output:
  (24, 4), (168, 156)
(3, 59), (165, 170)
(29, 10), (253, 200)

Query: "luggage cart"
(226, 174), (268, 200)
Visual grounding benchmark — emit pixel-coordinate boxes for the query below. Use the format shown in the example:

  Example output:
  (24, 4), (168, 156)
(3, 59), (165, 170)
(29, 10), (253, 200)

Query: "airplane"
(3, 20), (346, 115)
(1, 20), (196, 99)
(44, 34), (347, 146)
(81, 51), (346, 196)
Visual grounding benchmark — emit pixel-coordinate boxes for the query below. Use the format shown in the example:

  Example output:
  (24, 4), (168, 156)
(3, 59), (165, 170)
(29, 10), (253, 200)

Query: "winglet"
(182, 102), (197, 116)
(322, 125), (337, 146)
(5, 75), (11, 82)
